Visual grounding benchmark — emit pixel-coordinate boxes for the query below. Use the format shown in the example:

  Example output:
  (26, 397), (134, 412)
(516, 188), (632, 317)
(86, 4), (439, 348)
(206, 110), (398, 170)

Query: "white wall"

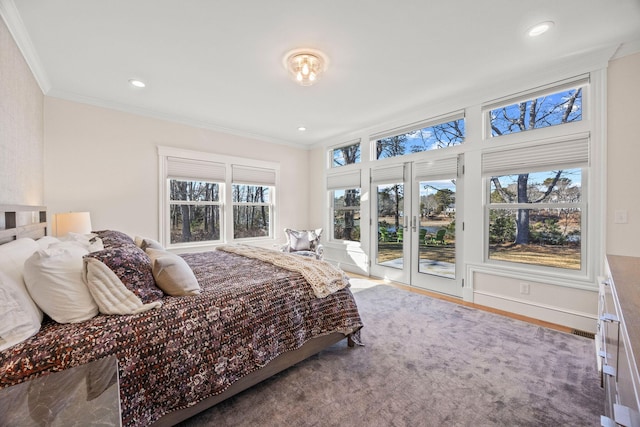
(44, 97), (310, 246)
(0, 16), (43, 206)
(607, 52), (640, 257)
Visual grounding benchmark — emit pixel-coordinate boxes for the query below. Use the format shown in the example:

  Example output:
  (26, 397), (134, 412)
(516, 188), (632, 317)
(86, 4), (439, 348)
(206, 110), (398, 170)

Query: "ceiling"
(3, 1), (640, 147)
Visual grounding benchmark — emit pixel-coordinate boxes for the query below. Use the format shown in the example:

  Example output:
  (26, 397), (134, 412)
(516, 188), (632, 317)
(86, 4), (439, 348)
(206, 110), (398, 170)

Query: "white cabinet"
(598, 256), (640, 427)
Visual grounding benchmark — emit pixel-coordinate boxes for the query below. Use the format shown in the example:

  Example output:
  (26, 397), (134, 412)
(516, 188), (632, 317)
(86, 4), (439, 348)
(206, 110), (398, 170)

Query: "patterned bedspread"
(0, 250), (363, 426)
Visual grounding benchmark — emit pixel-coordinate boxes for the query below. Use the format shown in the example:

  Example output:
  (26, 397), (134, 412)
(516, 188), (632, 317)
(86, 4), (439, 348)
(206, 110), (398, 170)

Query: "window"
(373, 115), (465, 160)
(485, 76), (588, 139)
(488, 169), (583, 270)
(332, 188), (361, 241)
(483, 136), (588, 271)
(332, 140), (361, 167)
(489, 88), (582, 137)
(159, 147), (278, 247)
(327, 169), (361, 242)
(232, 184), (271, 239)
(169, 179), (221, 244)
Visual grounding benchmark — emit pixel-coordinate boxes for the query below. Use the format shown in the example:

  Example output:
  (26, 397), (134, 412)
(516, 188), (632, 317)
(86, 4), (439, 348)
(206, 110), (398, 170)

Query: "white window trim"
(158, 145), (279, 249)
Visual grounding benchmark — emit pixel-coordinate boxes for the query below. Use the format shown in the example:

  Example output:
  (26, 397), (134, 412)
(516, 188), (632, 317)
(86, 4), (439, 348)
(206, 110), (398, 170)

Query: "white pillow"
(24, 242), (99, 323)
(0, 238), (43, 321)
(62, 232), (104, 252)
(146, 248), (200, 296)
(36, 236), (61, 251)
(0, 271), (41, 351)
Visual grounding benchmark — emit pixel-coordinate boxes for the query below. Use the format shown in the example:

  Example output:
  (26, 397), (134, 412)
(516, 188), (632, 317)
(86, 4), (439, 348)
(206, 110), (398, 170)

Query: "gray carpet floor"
(178, 283), (603, 426)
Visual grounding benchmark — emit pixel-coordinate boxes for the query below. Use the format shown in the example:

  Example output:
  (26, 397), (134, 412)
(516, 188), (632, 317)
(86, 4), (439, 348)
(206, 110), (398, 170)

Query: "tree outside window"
(169, 179), (221, 244)
(332, 142), (360, 167)
(232, 184), (271, 239)
(376, 118), (464, 160)
(333, 188), (361, 242)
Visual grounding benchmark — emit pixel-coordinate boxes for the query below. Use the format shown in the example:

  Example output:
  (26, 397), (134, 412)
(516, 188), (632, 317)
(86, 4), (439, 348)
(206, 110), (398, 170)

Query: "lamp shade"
(54, 212), (92, 237)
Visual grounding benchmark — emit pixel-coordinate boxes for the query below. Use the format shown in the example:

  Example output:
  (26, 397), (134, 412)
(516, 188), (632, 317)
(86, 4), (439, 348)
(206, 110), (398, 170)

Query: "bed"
(0, 206), (363, 426)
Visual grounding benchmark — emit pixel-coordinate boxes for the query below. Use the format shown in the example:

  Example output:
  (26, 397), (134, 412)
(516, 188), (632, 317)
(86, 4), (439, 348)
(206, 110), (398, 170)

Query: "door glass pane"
(418, 180), (456, 278)
(376, 183), (404, 268)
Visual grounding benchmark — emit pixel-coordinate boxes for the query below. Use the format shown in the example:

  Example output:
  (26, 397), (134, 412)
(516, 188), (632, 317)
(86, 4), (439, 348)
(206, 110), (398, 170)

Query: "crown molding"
(0, 0), (51, 93)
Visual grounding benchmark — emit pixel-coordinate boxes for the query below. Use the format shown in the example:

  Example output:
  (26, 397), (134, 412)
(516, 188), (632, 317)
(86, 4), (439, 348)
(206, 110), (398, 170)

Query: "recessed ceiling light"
(527, 21), (554, 37)
(298, 126), (307, 131)
(128, 79), (146, 88)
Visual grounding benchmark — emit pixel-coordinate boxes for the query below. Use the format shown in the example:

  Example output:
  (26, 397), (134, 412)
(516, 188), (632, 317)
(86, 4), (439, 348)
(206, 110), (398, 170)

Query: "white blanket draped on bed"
(216, 245), (350, 298)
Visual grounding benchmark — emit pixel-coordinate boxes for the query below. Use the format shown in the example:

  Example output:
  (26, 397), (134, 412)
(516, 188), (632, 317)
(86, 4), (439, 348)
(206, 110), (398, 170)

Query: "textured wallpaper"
(0, 16), (43, 205)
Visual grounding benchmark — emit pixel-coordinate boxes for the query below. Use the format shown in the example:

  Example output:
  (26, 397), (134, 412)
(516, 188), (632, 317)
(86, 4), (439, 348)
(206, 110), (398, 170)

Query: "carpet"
(178, 284), (603, 426)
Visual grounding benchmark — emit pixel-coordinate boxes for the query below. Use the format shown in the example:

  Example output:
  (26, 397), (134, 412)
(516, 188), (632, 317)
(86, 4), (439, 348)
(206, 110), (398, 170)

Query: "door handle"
(412, 216), (417, 232)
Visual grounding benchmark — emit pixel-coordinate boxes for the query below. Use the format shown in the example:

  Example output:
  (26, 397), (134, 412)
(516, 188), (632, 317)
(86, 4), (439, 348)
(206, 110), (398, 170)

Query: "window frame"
(158, 146), (279, 249)
(482, 74), (589, 140)
(482, 133), (593, 277)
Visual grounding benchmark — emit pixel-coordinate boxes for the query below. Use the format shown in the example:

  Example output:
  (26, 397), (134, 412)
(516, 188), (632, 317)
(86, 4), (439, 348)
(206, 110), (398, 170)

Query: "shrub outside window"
(232, 184), (271, 239)
(332, 188), (361, 242)
(169, 179), (221, 244)
(488, 168), (583, 270)
(375, 118), (464, 160)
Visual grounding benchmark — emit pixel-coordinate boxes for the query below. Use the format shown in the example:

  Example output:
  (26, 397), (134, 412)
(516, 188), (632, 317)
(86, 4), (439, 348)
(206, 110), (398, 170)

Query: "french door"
(370, 156), (463, 297)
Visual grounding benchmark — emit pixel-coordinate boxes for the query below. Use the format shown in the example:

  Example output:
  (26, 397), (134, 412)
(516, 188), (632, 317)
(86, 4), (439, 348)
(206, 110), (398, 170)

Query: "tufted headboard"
(0, 205), (47, 244)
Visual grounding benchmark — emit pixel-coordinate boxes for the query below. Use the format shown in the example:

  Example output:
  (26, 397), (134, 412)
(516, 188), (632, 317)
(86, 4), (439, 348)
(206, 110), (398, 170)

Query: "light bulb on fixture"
(283, 48), (328, 86)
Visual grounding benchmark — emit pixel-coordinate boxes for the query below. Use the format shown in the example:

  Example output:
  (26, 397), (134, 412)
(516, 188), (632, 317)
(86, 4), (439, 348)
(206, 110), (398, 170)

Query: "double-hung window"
(166, 157), (225, 245)
(231, 165), (275, 239)
(483, 138), (588, 271)
(159, 147), (278, 247)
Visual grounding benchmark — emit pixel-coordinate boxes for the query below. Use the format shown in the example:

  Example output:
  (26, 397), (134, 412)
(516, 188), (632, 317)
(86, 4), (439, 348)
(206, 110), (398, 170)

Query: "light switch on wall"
(614, 210), (628, 224)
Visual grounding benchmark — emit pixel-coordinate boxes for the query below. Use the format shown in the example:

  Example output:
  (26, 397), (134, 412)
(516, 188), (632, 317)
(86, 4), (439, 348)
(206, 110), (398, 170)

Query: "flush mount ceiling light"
(527, 21), (554, 37)
(283, 48), (328, 86)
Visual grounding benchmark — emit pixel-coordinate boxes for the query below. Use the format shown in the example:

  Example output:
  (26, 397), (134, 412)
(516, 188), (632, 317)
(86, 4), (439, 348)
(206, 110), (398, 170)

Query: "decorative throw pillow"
(93, 230), (136, 249)
(0, 271), (41, 351)
(23, 243), (99, 324)
(146, 248), (200, 296)
(285, 228), (322, 252)
(134, 236), (165, 251)
(84, 246), (163, 304)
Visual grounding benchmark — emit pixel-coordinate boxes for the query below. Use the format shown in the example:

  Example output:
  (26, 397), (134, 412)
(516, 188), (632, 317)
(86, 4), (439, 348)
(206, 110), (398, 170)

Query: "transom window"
(332, 141), (361, 167)
(485, 76), (587, 139)
(374, 115), (465, 160)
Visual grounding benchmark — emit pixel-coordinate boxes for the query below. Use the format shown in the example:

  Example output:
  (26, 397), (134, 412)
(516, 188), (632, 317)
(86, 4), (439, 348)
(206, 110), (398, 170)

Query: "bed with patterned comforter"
(0, 249), (363, 426)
